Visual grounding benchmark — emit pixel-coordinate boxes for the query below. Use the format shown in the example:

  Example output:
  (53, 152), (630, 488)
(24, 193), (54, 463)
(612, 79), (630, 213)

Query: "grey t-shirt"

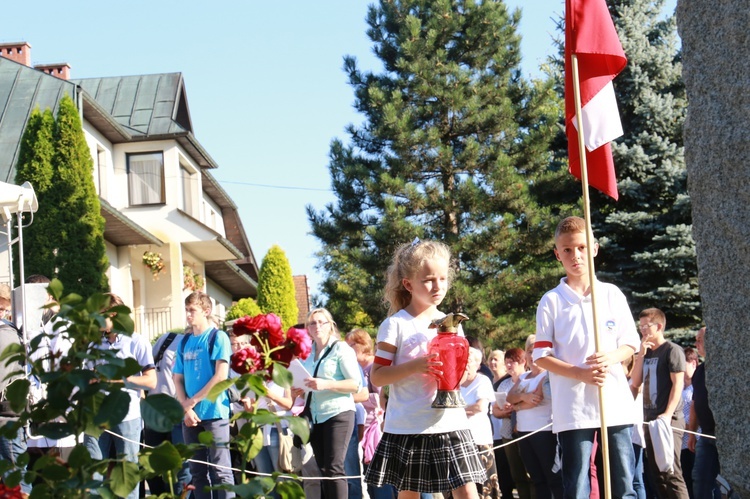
(642, 340), (686, 422)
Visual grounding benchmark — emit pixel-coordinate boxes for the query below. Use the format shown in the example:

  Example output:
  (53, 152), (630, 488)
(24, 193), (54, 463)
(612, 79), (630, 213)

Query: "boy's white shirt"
(533, 278), (640, 433)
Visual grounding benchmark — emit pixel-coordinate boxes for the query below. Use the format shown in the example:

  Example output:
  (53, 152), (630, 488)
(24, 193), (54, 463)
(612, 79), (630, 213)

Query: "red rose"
(0, 484), (23, 499)
(232, 313), (284, 349)
(230, 346), (261, 374)
(285, 327), (312, 360)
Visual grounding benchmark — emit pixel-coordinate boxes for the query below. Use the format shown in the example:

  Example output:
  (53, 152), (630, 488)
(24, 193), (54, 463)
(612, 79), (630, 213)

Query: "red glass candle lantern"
(428, 312), (470, 408)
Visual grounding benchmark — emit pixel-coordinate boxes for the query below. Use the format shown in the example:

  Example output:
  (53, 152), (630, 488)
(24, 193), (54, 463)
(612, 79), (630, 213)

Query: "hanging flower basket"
(183, 263), (205, 291)
(142, 251), (165, 280)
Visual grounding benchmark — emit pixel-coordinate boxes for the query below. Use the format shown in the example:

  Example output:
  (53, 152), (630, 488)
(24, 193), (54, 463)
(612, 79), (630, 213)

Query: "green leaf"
(33, 422), (75, 439)
(67, 444), (92, 469)
(5, 378), (30, 413)
(272, 363), (293, 389)
(206, 377), (236, 402)
(0, 342), (24, 362)
(140, 394), (184, 433)
(198, 430), (215, 446)
(275, 479), (306, 499)
(94, 389), (130, 426)
(244, 373), (268, 398)
(47, 278), (64, 300)
(85, 293), (111, 316)
(3, 469), (23, 488)
(39, 462), (70, 481)
(147, 441), (183, 474)
(285, 416), (310, 444)
(108, 460), (140, 498)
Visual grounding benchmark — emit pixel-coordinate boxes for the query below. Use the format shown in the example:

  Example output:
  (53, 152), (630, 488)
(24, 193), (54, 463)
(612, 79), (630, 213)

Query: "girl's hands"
(415, 352), (443, 378)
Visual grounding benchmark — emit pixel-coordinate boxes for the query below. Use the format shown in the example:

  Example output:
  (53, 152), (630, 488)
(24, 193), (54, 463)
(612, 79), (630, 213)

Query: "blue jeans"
(0, 424), (30, 494)
(558, 425), (636, 499)
(144, 423), (192, 495)
(633, 444), (646, 499)
(692, 438), (720, 499)
(183, 419), (235, 499)
(84, 417), (142, 499)
(253, 426), (280, 474)
(344, 422), (362, 498)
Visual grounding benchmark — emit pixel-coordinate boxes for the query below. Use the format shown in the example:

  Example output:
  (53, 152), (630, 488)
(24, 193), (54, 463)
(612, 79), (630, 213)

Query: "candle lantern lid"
(429, 312), (469, 333)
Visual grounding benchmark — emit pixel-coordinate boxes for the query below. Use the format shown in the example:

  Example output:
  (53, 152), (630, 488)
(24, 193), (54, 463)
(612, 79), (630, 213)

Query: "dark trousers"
(494, 439), (516, 499)
(503, 437), (533, 499)
(310, 410), (355, 499)
(681, 448), (695, 499)
(518, 431), (563, 499)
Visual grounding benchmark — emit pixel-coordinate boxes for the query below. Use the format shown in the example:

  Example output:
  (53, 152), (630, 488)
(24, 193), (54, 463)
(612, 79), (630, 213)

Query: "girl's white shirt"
(377, 309), (469, 435)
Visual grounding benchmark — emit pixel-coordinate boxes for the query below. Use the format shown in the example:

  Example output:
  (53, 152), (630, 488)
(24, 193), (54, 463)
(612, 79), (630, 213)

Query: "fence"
(133, 307), (173, 342)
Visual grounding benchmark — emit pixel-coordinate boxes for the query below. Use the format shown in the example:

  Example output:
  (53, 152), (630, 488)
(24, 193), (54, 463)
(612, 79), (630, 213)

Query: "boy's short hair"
(639, 307), (666, 328)
(185, 291), (212, 312)
(554, 216), (587, 240)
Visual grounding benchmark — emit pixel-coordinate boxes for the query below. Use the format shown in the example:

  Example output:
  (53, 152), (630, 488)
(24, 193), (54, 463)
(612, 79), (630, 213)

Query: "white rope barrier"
(100, 420), (718, 484)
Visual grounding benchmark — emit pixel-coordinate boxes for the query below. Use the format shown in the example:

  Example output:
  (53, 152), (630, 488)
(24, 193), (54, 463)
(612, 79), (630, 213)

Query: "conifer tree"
(309, 0), (569, 346)
(591, 0), (698, 327)
(256, 245), (299, 330)
(14, 108), (56, 282)
(225, 297), (262, 322)
(15, 95), (108, 295)
(51, 95), (109, 296)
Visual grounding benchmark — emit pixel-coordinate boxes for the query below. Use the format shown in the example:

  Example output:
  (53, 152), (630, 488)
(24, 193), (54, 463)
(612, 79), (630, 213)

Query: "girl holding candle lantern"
(364, 239), (485, 499)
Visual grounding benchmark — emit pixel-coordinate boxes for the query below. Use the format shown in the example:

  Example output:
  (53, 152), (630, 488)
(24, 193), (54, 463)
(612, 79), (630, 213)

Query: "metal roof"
(73, 73), (219, 169)
(0, 57), (77, 182)
(73, 73), (191, 137)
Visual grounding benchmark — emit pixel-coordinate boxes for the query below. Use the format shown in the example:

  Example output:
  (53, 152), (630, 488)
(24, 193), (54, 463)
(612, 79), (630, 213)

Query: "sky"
(1, 0), (677, 301)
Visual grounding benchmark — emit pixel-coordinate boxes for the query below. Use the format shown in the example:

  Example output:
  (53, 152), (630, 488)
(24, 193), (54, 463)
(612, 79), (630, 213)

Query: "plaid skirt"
(364, 429), (487, 493)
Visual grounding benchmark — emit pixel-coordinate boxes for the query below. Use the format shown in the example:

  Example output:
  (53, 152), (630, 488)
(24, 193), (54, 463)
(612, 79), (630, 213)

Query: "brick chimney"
(0, 42), (32, 66)
(34, 63), (71, 80)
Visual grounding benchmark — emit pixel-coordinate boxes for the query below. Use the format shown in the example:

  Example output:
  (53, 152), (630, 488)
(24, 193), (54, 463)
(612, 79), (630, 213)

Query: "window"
(127, 152), (165, 205)
(96, 147), (107, 198)
(180, 164), (195, 216)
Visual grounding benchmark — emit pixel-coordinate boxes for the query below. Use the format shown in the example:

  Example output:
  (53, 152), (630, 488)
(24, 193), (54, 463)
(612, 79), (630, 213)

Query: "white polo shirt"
(533, 278), (639, 433)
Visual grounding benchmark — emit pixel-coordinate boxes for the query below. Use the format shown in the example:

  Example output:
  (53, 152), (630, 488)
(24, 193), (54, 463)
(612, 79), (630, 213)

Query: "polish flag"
(566, 0), (627, 200)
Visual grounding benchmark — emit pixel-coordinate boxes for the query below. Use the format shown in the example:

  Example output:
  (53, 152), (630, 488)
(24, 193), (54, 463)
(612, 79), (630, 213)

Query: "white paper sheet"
(288, 359), (312, 391)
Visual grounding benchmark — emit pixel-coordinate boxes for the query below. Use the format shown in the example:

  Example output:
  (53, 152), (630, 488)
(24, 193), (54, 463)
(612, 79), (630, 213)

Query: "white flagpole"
(571, 53), (612, 499)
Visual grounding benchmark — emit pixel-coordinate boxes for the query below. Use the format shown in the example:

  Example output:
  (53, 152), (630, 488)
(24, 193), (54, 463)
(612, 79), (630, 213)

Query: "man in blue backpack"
(174, 291), (235, 499)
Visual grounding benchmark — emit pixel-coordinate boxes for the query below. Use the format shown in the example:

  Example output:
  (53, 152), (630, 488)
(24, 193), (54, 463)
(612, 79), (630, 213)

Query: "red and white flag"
(566, 0), (627, 200)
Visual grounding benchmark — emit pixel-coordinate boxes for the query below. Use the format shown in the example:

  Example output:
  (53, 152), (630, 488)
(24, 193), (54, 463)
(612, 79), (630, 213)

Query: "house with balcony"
(0, 42), (259, 339)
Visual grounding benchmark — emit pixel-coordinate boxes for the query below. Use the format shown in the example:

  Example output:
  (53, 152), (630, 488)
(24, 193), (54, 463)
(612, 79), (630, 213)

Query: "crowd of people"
(0, 214), (726, 499)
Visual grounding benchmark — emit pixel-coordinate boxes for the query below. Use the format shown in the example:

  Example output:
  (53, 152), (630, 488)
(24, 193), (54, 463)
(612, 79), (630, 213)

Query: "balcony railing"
(133, 307), (173, 342)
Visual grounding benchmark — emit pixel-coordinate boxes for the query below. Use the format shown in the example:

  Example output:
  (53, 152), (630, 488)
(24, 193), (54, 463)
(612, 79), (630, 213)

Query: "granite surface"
(676, 0), (750, 496)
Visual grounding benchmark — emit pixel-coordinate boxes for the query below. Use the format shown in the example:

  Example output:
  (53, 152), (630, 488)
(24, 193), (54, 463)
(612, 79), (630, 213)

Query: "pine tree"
(14, 108), (57, 282)
(309, 0), (569, 346)
(53, 95), (109, 295)
(256, 245), (299, 330)
(591, 0), (698, 327)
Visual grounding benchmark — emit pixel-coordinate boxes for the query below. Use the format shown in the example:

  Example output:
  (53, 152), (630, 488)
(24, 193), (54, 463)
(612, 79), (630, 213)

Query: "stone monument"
(677, 1), (750, 495)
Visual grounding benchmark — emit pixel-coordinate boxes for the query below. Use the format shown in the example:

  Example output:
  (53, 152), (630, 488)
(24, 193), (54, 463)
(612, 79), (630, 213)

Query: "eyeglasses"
(638, 323), (656, 331)
(308, 321), (330, 329)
